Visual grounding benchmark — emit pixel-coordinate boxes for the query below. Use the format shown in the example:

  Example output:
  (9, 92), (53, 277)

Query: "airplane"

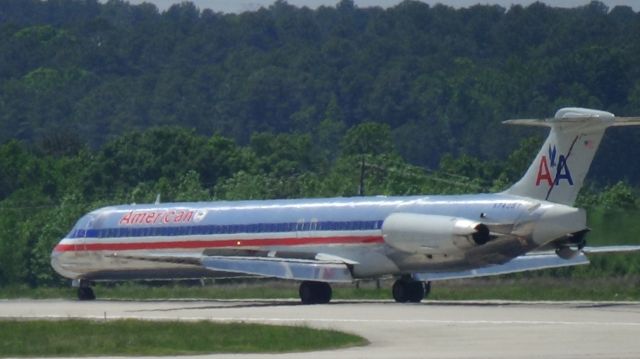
(51, 107), (640, 303)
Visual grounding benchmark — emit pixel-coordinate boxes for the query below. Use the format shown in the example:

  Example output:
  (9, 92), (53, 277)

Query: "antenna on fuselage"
(154, 193), (161, 205)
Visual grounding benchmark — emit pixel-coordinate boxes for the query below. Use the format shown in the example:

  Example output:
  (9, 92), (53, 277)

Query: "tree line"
(0, 0), (639, 287)
(0, 0), (640, 182)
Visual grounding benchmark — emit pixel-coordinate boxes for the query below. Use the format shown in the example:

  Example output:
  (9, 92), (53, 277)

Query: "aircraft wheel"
(393, 279), (428, 303)
(299, 281), (332, 304)
(77, 286), (95, 301)
(407, 281), (425, 303)
(299, 282), (313, 304)
(392, 280), (409, 303)
(317, 282), (332, 304)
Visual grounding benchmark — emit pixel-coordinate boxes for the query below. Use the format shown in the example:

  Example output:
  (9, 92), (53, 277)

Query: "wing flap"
(201, 256), (353, 283)
(413, 252), (589, 282)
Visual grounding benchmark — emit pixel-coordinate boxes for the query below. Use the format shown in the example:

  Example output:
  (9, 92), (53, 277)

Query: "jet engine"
(382, 213), (490, 254)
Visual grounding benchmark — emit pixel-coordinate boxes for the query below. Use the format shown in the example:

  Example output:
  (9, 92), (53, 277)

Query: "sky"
(123, 0), (640, 13)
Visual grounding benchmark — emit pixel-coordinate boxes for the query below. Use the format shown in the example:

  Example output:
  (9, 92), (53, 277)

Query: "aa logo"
(535, 145), (573, 186)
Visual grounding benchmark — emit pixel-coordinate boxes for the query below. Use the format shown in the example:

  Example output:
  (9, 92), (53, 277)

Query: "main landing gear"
(299, 281), (332, 304)
(74, 279), (96, 301)
(392, 277), (431, 303)
(297, 278), (431, 304)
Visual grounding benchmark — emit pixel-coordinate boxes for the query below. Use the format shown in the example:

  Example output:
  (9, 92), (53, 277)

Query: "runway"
(2, 299), (640, 358)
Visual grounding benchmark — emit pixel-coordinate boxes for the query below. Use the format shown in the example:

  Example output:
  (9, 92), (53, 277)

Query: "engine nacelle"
(382, 213), (490, 254)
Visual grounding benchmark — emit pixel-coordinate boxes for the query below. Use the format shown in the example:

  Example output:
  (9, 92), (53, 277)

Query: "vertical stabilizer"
(503, 108), (640, 205)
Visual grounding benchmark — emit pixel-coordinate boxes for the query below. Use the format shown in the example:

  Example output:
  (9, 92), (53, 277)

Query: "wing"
(413, 245), (640, 282)
(413, 252), (589, 281)
(111, 251), (355, 283)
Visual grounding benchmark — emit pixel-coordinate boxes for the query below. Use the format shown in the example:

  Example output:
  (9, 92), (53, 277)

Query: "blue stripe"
(69, 220), (384, 239)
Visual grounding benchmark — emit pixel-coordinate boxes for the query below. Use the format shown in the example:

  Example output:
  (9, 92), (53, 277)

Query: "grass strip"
(0, 319), (365, 357)
(2, 276), (640, 301)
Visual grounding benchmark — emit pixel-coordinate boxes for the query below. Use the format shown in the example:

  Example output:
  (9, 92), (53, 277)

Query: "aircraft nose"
(50, 242), (64, 273)
(50, 240), (77, 279)
(531, 205), (586, 245)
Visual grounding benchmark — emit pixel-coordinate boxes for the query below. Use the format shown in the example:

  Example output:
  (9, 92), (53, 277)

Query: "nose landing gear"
(78, 286), (95, 300)
(73, 279), (95, 301)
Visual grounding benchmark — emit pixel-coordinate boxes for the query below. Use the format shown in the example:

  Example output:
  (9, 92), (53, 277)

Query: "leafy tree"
(174, 170), (210, 202)
(341, 122), (394, 195)
(598, 181), (637, 211)
(0, 0), (639, 185)
(250, 132), (319, 177)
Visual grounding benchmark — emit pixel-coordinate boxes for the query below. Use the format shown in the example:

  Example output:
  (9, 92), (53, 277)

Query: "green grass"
(335, 277), (640, 301)
(3, 275), (640, 301)
(0, 319), (366, 357)
(426, 277), (640, 301)
(587, 209), (640, 246)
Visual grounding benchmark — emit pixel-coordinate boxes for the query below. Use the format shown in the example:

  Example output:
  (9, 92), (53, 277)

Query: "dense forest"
(2, 0), (640, 176)
(0, 0), (640, 287)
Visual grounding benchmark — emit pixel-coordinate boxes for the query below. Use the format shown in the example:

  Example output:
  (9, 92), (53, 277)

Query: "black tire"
(393, 279), (427, 303)
(77, 287), (95, 301)
(407, 281), (425, 303)
(392, 280), (409, 303)
(299, 281), (316, 304)
(317, 282), (332, 304)
(299, 281), (332, 305)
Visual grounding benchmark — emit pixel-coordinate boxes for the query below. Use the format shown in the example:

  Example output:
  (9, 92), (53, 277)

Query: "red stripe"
(54, 235), (384, 252)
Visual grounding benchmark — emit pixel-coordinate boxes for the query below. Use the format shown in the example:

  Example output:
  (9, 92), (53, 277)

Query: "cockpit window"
(66, 214), (96, 238)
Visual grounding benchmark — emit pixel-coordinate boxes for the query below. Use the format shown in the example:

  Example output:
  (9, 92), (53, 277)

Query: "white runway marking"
(8, 313), (640, 327)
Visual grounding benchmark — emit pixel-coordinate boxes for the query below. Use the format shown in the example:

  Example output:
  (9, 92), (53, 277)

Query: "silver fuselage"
(51, 193), (585, 281)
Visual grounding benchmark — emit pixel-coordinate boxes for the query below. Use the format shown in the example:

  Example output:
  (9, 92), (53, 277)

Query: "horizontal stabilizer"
(504, 117), (640, 127)
(504, 107), (640, 128)
(412, 252), (589, 281)
(611, 117), (640, 126)
(502, 119), (551, 127)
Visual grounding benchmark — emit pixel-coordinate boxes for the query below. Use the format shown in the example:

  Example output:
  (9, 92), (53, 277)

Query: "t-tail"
(503, 107), (640, 205)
